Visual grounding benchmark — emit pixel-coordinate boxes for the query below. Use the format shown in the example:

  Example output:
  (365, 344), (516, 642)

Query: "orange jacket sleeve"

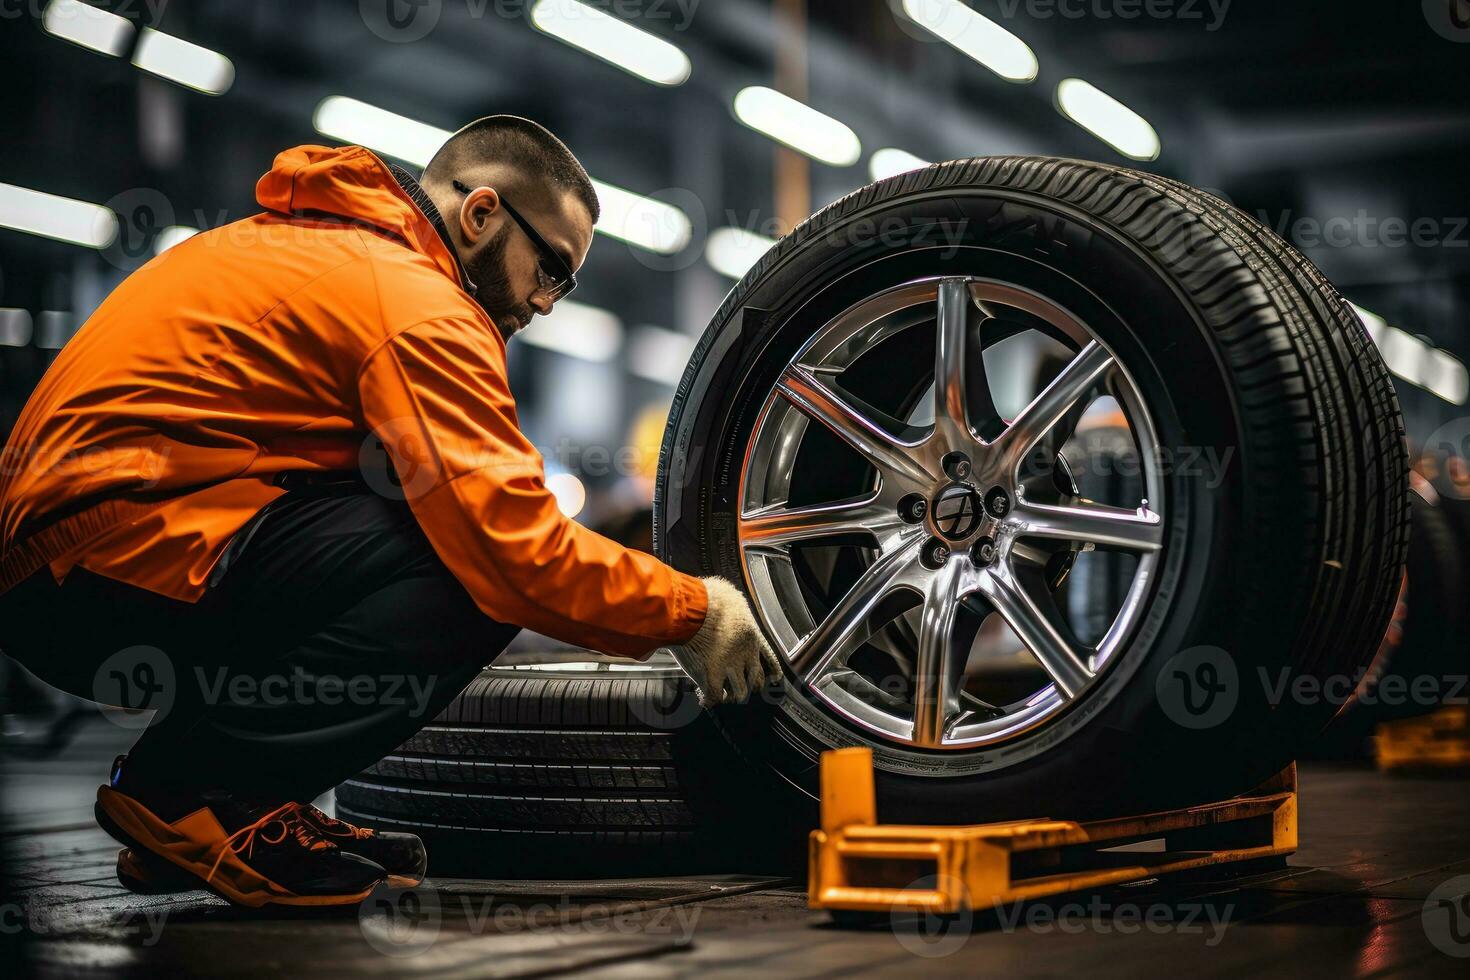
(356, 316), (708, 658)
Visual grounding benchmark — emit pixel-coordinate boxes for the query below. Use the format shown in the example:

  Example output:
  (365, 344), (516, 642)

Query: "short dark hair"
(425, 115), (599, 223)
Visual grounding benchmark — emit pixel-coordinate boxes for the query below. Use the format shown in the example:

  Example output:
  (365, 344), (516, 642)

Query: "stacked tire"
(335, 663), (802, 876)
(1355, 483), (1467, 723)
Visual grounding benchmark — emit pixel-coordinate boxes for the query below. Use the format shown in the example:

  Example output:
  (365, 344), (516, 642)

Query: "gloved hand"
(671, 577), (783, 708)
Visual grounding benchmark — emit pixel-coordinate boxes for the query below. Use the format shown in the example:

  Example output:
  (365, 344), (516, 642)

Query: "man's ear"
(459, 185), (501, 245)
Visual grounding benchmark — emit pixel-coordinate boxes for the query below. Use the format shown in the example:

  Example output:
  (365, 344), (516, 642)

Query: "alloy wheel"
(738, 277), (1165, 750)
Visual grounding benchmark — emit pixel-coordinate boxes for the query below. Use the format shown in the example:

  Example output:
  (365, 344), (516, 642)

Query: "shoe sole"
(117, 847), (198, 894)
(96, 787), (381, 908)
(117, 848), (424, 895)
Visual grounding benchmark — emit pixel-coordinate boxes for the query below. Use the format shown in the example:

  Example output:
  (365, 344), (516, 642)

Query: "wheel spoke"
(998, 341), (1114, 464)
(933, 279), (998, 449)
(778, 365), (933, 487)
(979, 561), (1093, 699)
(787, 538), (922, 680)
(1012, 500), (1163, 553)
(911, 558), (967, 747)
(740, 494), (895, 553)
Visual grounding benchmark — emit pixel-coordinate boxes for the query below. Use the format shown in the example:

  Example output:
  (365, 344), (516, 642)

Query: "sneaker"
(96, 761), (385, 908)
(116, 804), (426, 893)
(299, 804), (427, 887)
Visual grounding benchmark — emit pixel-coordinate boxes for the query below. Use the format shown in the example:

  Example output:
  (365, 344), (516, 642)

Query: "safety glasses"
(452, 180), (577, 301)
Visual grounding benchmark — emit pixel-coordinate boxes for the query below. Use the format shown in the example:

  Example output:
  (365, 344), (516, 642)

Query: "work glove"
(672, 577), (784, 708)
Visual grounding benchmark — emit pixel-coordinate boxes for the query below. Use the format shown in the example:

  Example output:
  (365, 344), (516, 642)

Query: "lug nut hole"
(921, 538), (951, 569)
(941, 451), (972, 482)
(984, 486), (1011, 518)
(898, 493), (928, 524)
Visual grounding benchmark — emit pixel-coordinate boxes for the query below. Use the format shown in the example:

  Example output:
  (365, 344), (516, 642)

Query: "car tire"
(1356, 487), (1467, 722)
(336, 663), (802, 876)
(655, 156), (1409, 825)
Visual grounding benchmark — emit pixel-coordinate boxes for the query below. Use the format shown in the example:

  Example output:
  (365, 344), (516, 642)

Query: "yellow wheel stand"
(809, 747), (1298, 917)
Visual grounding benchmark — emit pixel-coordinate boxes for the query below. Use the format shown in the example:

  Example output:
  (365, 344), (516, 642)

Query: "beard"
(466, 223), (536, 342)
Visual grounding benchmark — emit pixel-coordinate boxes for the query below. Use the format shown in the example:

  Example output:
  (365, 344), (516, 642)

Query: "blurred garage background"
(4, 0), (1470, 735)
(4, 0), (1469, 509)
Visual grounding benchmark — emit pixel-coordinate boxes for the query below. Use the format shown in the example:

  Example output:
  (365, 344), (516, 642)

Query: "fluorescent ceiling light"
(531, 0), (690, 86)
(313, 97), (448, 168)
(154, 225), (198, 254)
(1350, 302), (1387, 345)
(0, 182), (117, 249)
(591, 180), (691, 255)
(0, 309), (34, 347)
(1352, 301), (1468, 405)
(517, 299), (623, 362)
(313, 97), (690, 254)
(628, 325), (696, 384)
(901, 0), (1037, 83)
(545, 471), (587, 518)
(1427, 349), (1470, 405)
(35, 311), (77, 350)
(870, 147), (931, 182)
(732, 86), (861, 167)
(132, 27), (234, 95)
(1377, 325), (1428, 386)
(705, 227), (776, 280)
(43, 0), (134, 57)
(1056, 78), (1160, 162)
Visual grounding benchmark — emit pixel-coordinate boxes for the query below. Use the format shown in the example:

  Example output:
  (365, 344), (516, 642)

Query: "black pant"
(0, 490), (519, 803)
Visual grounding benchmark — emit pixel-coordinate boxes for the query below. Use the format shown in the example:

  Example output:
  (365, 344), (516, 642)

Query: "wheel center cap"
(932, 484), (984, 540)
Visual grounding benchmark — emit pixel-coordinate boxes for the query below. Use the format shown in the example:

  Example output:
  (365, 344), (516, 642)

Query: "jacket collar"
(386, 162), (477, 294)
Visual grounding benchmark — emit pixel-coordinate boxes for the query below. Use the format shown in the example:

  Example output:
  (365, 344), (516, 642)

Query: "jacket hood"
(255, 144), (463, 287)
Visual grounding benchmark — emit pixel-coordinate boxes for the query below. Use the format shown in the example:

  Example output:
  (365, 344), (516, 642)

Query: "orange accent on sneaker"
(97, 786), (381, 908)
(305, 805), (376, 840)
(205, 803), (328, 885)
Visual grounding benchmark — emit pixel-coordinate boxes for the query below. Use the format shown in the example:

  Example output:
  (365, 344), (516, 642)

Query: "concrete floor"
(4, 718), (1468, 978)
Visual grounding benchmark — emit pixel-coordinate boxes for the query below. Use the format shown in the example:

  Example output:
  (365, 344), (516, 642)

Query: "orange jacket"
(0, 145), (707, 658)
